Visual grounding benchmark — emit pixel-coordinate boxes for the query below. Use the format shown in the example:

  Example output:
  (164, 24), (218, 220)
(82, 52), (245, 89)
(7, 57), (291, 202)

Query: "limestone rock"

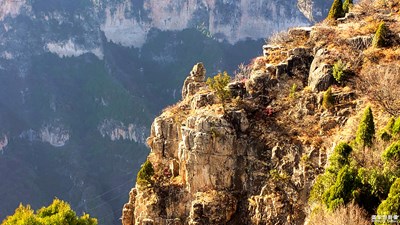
(188, 191), (237, 225)
(308, 49), (334, 92)
(191, 93), (215, 109)
(182, 63), (206, 99)
(122, 189), (137, 225)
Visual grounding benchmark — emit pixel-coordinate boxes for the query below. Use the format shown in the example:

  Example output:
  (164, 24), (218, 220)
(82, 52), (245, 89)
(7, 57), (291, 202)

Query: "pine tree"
(343, 0), (353, 13)
(356, 106), (375, 147)
(372, 22), (388, 48)
(327, 0), (345, 20)
(206, 71), (231, 105)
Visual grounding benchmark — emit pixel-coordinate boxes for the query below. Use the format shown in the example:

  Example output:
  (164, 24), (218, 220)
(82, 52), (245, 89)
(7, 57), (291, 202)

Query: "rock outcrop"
(122, 56), (356, 225)
(308, 48), (334, 92)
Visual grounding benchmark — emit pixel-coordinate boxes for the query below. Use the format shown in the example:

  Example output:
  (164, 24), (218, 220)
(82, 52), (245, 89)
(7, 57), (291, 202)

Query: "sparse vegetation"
(234, 63), (252, 82)
(332, 60), (347, 83)
(206, 71), (231, 105)
(267, 30), (291, 45)
(307, 203), (370, 225)
(356, 106), (375, 147)
(289, 83), (298, 99)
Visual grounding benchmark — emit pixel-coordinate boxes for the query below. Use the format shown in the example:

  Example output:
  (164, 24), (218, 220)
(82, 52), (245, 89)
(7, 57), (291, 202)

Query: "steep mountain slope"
(0, 0), (330, 224)
(122, 1), (400, 224)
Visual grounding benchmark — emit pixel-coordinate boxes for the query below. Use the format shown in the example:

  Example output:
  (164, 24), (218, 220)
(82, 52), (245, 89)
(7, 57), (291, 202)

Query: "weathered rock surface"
(182, 63), (206, 99)
(308, 48), (334, 92)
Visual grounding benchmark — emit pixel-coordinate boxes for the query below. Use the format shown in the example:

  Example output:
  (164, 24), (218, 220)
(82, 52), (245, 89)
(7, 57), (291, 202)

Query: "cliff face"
(122, 23), (366, 223)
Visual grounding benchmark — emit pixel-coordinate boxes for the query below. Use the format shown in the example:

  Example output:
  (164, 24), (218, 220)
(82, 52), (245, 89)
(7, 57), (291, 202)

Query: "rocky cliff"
(0, 1), (332, 223)
(122, 1), (400, 224)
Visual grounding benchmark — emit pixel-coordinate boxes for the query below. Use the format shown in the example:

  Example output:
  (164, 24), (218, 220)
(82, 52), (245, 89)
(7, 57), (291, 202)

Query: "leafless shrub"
(353, 0), (377, 15)
(359, 63), (400, 115)
(267, 30), (292, 45)
(234, 63), (252, 81)
(307, 203), (370, 225)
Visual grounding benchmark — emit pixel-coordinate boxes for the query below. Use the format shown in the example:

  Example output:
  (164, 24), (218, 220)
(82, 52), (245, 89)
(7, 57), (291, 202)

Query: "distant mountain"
(0, 0), (327, 224)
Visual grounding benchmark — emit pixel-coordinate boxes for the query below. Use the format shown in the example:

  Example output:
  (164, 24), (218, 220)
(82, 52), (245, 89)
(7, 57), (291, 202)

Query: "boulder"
(308, 49), (334, 92)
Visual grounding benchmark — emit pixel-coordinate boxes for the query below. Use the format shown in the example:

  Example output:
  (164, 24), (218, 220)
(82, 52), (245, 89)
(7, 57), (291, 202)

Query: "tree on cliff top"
(206, 71), (231, 105)
(327, 0), (345, 20)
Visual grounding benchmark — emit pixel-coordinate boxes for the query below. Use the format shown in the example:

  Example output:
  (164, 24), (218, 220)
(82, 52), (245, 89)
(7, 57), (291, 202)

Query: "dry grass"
(266, 49), (288, 65)
(307, 203), (371, 225)
(267, 30), (291, 46)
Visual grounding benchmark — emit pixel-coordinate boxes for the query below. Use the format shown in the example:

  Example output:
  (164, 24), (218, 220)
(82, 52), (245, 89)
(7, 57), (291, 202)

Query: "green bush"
(137, 160), (155, 186)
(327, 0), (345, 20)
(356, 106), (375, 147)
(393, 117), (400, 136)
(377, 178), (400, 217)
(2, 199), (97, 225)
(309, 172), (337, 204)
(206, 71), (231, 104)
(343, 0), (353, 13)
(358, 168), (394, 200)
(289, 83), (297, 99)
(382, 141), (400, 163)
(379, 117), (396, 141)
(323, 165), (359, 211)
(322, 87), (334, 110)
(379, 130), (393, 142)
(332, 60), (346, 83)
(372, 22), (388, 48)
(328, 142), (353, 173)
